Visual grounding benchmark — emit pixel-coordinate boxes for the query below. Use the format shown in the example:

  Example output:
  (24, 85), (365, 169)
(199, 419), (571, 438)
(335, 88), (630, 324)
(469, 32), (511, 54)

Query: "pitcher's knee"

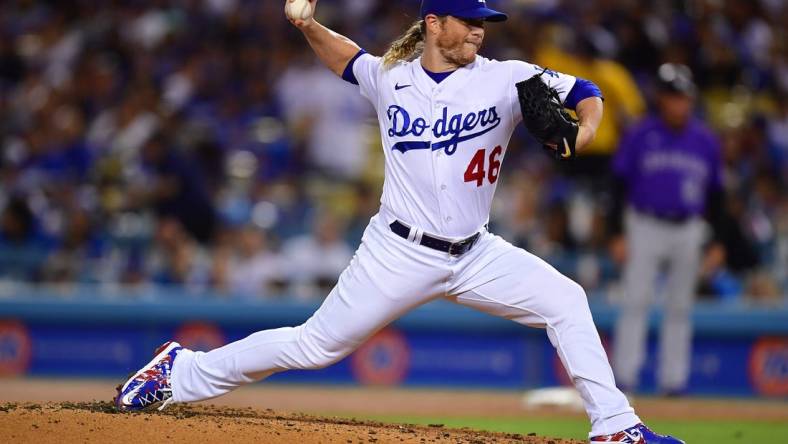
(294, 324), (354, 369)
(560, 279), (589, 306)
(554, 279), (594, 324)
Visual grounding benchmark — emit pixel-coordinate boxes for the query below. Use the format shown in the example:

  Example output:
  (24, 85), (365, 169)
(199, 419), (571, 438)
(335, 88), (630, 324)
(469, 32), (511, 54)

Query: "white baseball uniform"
(170, 53), (640, 437)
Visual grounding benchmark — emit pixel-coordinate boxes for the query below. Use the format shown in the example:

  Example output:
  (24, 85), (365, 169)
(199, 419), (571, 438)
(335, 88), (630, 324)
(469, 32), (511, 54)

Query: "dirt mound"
(0, 402), (583, 444)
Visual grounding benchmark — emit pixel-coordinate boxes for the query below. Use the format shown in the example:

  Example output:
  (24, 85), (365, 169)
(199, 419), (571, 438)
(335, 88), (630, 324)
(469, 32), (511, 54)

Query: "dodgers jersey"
(348, 53), (576, 238)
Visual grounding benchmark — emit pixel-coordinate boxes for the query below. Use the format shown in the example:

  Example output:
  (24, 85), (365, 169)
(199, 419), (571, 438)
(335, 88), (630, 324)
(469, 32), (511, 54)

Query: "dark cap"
(420, 0), (508, 22)
(656, 63), (696, 97)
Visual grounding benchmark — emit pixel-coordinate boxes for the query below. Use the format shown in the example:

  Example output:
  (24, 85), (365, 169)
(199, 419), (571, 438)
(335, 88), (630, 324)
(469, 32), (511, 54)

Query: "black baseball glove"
(516, 70), (579, 161)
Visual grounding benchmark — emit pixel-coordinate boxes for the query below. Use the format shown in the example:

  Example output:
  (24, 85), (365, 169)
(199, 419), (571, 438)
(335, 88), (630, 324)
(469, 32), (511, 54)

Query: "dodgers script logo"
(387, 105), (501, 155)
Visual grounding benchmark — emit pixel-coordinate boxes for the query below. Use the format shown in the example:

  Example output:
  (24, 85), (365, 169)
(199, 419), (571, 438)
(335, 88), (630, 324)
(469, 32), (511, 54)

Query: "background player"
(611, 64), (723, 396)
(116, 1), (684, 442)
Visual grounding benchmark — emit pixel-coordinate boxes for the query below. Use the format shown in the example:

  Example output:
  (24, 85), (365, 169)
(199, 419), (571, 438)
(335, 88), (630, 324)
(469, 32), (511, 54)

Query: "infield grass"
(361, 416), (788, 444)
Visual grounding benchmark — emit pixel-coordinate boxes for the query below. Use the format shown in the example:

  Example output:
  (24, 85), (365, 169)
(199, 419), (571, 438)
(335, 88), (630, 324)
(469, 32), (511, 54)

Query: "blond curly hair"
(382, 20), (426, 68)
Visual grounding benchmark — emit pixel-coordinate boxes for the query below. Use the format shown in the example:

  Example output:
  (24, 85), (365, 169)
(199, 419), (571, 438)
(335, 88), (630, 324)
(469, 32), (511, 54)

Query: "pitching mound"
(0, 402), (583, 444)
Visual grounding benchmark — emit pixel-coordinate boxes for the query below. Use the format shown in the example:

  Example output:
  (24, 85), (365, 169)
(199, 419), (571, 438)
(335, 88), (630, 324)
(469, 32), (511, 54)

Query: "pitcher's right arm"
(286, 0), (362, 77)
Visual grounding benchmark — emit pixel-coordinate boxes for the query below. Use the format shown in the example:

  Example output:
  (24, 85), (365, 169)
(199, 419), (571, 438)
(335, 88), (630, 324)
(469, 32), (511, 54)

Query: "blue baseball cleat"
(590, 423), (685, 443)
(114, 341), (184, 412)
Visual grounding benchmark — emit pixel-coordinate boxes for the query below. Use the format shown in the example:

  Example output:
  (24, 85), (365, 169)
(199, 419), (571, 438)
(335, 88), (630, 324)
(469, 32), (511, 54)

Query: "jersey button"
(440, 184), (447, 190)
(445, 216), (452, 222)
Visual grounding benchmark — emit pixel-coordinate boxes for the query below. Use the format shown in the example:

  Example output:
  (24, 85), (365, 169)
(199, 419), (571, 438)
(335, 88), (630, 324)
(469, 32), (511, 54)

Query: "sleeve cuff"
(341, 49), (367, 85)
(564, 78), (603, 110)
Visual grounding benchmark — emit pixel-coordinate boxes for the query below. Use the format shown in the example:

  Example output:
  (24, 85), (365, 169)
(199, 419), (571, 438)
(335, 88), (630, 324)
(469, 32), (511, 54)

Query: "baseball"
(285, 0), (313, 22)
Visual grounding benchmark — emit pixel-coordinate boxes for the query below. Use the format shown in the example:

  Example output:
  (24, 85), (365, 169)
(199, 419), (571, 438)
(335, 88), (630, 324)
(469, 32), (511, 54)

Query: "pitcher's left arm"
(575, 96), (604, 151)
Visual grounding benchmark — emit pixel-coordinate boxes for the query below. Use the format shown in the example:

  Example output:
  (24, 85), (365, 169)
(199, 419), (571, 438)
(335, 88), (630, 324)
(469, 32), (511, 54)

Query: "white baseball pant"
(171, 209), (639, 436)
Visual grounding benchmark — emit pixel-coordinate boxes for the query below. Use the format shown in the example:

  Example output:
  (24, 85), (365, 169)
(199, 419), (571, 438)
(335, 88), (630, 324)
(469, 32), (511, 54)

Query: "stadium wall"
(0, 289), (786, 397)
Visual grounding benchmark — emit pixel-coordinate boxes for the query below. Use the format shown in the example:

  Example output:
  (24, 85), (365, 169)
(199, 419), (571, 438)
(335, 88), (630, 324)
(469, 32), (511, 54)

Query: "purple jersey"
(613, 115), (722, 218)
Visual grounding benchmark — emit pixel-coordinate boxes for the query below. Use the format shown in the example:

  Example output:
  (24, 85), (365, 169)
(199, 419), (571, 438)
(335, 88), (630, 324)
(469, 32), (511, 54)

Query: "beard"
(436, 32), (480, 67)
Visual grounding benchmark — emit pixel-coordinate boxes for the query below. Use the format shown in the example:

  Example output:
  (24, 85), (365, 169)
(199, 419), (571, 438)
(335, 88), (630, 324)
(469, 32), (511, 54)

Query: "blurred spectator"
(86, 86), (160, 161)
(536, 30), (645, 178)
(145, 218), (211, 291)
(766, 94), (788, 182)
(344, 181), (381, 245)
(283, 211), (353, 300)
(220, 225), (286, 299)
(0, 34), (25, 87)
(136, 133), (218, 243)
(0, 196), (51, 281)
(40, 208), (104, 285)
(277, 56), (373, 181)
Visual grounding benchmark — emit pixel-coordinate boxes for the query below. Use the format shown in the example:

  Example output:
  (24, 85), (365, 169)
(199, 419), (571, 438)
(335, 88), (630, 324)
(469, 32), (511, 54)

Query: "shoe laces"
(158, 396), (175, 411)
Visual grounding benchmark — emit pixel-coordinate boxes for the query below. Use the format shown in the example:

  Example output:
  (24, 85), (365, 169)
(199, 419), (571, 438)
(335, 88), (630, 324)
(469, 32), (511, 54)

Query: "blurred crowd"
(0, 0), (785, 303)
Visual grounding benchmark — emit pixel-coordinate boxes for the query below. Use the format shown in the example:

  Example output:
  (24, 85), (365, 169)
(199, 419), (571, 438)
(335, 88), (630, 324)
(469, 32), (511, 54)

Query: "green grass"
(358, 415), (788, 444)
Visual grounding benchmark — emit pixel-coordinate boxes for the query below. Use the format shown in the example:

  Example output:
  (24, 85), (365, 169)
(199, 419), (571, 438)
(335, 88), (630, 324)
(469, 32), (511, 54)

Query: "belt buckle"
(447, 241), (464, 256)
(448, 234), (476, 256)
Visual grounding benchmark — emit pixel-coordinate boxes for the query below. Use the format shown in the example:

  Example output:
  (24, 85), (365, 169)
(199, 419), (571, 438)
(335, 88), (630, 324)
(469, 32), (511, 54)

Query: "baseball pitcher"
(116, 2), (684, 442)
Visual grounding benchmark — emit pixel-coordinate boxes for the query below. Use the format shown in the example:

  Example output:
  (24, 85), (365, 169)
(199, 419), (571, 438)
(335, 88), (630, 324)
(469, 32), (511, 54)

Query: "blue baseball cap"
(420, 0), (508, 23)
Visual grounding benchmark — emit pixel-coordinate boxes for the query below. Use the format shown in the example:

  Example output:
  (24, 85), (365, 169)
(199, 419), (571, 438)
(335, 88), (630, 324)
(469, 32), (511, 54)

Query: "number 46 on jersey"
(464, 146), (503, 187)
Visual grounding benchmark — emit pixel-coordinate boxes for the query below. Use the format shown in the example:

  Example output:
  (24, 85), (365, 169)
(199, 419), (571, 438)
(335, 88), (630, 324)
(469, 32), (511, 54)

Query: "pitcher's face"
(435, 16), (485, 67)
